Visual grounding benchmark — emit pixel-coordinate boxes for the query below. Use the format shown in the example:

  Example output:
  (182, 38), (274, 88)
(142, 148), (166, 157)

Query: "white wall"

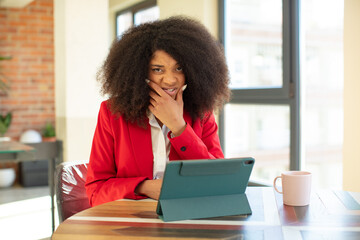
(54, 0), (108, 162)
(343, 0), (360, 191)
(158, 0), (218, 38)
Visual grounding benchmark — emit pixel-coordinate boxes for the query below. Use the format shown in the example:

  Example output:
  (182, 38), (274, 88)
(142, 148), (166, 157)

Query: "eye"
(176, 66), (183, 72)
(152, 68), (162, 73)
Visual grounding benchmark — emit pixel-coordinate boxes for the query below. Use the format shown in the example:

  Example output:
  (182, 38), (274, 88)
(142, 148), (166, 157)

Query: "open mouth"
(163, 88), (177, 97)
(164, 88), (175, 92)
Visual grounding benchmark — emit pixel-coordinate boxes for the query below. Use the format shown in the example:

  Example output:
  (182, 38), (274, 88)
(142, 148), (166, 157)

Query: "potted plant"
(0, 112), (12, 141)
(0, 113), (15, 186)
(42, 122), (56, 142)
(0, 56), (15, 187)
(0, 55), (12, 95)
(0, 55), (12, 141)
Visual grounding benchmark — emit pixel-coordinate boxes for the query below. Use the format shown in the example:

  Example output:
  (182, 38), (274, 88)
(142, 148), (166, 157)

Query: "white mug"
(273, 171), (312, 206)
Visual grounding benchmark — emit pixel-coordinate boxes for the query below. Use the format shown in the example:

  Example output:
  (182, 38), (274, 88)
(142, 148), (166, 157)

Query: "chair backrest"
(55, 161), (90, 222)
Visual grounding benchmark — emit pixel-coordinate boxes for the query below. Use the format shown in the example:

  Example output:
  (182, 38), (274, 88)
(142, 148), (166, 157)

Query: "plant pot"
(0, 168), (16, 188)
(42, 136), (56, 142)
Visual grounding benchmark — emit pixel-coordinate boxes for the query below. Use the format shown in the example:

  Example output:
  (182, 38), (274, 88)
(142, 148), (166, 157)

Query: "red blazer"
(85, 101), (224, 206)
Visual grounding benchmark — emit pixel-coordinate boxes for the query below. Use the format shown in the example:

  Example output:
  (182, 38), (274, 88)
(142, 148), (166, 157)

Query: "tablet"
(156, 157), (255, 222)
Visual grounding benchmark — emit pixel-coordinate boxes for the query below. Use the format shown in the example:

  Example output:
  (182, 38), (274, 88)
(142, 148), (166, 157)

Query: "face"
(148, 50), (186, 99)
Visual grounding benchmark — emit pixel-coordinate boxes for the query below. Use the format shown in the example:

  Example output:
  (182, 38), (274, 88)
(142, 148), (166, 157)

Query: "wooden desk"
(0, 141), (34, 159)
(0, 140), (63, 232)
(52, 187), (360, 240)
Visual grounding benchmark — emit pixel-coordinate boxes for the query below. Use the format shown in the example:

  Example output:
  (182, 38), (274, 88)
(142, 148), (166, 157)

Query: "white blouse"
(148, 113), (171, 179)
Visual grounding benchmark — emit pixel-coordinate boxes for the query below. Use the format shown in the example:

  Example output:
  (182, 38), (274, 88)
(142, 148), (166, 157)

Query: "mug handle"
(273, 176), (283, 194)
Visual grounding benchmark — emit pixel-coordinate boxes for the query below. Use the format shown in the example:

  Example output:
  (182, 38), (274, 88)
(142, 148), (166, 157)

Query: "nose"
(162, 72), (177, 86)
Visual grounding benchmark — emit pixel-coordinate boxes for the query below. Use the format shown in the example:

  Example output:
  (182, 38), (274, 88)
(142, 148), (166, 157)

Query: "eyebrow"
(150, 63), (180, 67)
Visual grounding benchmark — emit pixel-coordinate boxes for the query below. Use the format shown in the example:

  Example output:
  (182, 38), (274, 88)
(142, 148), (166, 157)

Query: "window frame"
(115, 0), (157, 36)
(218, 0), (301, 171)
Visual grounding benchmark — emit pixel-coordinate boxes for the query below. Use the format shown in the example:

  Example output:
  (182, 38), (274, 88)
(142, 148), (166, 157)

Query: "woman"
(85, 16), (231, 206)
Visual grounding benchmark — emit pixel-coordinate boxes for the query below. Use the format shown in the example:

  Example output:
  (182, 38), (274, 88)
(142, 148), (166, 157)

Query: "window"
(220, 0), (344, 189)
(224, 104), (290, 182)
(301, 0), (344, 189)
(224, 0), (283, 89)
(116, 0), (159, 37)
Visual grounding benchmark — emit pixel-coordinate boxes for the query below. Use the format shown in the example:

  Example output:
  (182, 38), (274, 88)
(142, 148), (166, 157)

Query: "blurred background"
(0, 0), (359, 239)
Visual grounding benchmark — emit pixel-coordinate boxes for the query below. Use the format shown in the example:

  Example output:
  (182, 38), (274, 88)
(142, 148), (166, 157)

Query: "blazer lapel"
(128, 120), (153, 178)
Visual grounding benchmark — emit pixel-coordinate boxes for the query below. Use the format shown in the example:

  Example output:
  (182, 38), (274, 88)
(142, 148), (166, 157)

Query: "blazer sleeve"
(169, 112), (224, 160)
(85, 102), (147, 207)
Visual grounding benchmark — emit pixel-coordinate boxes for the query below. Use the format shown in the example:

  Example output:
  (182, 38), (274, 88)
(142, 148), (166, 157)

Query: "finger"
(176, 88), (183, 103)
(148, 104), (155, 113)
(176, 84), (187, 103)
(147, 81), (164, 97)
(148, 105), (160, 118)
(149, 98), (157, 107)
(149, 90), (165, 101)
(149, 90), (161, 102)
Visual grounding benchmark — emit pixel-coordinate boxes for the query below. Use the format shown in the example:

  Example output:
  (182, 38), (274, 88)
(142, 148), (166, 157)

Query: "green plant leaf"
(42, 122), (56, 137)
(0, 122), (6, 135)
(0, 112), (12, 135)
(0, 56), (12, 93)
(4, 112), (12, 127)
(0, 80), (10, 91)
(0, 56), (12, 61)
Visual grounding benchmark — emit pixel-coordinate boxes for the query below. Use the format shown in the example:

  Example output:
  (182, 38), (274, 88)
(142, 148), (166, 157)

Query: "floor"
(0, 184), (57, 240)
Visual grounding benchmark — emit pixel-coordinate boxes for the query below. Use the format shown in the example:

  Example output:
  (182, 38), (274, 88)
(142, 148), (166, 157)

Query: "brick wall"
(0, 0), (54, 140)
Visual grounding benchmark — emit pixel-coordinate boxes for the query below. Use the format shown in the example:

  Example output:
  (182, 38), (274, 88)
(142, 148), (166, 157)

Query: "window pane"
(301, 0), (344, 190)
(224, 0), (283, 89)
(134, 6), (159, 26)
(224, 104), (290, 183)
(116, 11), (132, 37)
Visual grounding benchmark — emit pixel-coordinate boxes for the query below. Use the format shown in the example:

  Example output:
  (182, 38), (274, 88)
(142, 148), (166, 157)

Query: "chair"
(55, 161), (90, 222)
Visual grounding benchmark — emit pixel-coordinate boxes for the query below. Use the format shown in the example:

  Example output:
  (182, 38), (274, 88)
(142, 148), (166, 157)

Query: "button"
(180, 146), (186, 151)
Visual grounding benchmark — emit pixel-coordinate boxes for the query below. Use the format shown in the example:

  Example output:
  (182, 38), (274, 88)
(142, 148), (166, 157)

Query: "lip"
(162, 88), (178, 98)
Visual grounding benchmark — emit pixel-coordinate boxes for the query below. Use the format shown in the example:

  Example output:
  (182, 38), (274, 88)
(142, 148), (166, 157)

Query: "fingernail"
(181, 84), (187, 91)
(145, 79), (150, 83)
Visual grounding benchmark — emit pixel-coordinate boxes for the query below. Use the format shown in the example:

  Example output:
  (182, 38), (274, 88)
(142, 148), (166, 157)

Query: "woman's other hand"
(135, 179), (163, 200)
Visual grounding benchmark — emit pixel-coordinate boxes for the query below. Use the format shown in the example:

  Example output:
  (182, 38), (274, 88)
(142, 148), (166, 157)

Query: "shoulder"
(98, 100), (124, 121)
(200, 111), (215, 123)
(100, 100), (111, 111)
(200, 112), (216, 127)
(97, 100), (111, 119)
(99, 100), (120, 116)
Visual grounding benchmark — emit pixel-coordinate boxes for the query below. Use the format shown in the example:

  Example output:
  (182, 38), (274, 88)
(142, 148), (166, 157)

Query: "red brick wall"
(0, 0), (54, 140)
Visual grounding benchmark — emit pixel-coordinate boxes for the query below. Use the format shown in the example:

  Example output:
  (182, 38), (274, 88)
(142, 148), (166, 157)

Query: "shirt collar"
(147, 111), (161, 128)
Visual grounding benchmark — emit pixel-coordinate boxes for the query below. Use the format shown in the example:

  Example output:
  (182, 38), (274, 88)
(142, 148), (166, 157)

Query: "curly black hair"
(97, 16), (231, 126)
